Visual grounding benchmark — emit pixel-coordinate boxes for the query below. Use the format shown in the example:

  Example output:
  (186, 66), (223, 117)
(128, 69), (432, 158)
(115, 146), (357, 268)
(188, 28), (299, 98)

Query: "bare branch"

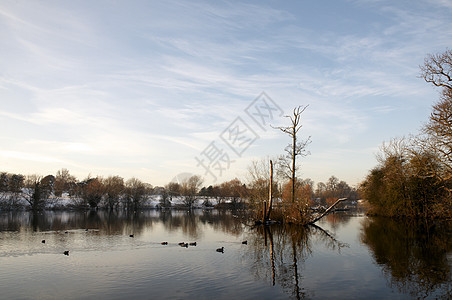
(420, 49), (452, 90)
(308, 198), (348, 224)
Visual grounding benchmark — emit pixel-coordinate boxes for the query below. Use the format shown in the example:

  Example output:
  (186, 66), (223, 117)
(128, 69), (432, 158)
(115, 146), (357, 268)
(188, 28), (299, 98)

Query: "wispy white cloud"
(0, 150), (64, 164)
(0, 0), (450, 186)
(429, 0), (452, 9)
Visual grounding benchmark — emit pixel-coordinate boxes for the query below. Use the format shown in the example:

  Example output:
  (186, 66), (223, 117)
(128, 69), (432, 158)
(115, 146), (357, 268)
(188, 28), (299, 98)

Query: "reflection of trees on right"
(248, 224), (347, 299)
(361, 218), (451, 299)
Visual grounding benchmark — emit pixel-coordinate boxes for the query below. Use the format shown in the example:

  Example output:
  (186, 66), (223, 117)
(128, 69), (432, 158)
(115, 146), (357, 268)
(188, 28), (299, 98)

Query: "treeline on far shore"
(0, 168), (359, 213)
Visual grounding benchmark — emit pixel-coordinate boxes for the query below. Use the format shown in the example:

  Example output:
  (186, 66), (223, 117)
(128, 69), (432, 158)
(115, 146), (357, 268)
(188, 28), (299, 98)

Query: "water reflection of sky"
(0, 210), (283, 299)
(308, 215), (393, 299)
(0, 210), (450, 299)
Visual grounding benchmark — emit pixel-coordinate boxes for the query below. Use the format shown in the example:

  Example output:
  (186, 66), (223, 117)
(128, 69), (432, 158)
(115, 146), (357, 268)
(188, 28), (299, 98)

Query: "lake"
(0, 210), (450, 299)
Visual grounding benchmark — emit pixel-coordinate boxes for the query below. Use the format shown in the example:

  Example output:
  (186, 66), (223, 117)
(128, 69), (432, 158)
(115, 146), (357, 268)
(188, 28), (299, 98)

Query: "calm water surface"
(0, 210), (450, 299)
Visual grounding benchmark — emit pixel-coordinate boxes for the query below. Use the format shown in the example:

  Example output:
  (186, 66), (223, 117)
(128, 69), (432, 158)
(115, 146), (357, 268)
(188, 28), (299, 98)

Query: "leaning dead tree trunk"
(307, 198), (347, 225)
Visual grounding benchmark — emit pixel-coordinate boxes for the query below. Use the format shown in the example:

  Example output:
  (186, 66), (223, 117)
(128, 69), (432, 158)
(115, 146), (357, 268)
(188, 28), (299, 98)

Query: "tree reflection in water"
(0, 209), (247, 239)
(361, 217), (451, 299)
(247, 223), (348, 299)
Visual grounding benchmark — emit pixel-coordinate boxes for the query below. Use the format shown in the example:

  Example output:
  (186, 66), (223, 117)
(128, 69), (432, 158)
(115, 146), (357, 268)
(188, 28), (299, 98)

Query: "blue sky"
(1, 0), (451, 187)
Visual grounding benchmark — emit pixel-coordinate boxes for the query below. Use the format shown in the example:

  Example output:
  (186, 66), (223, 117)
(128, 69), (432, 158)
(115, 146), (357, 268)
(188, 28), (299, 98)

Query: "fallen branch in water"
(307, 198), (347, 225)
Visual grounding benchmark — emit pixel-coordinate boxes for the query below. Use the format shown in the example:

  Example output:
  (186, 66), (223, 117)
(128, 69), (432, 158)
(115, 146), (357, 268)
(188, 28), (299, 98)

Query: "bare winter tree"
(22, 175), (52, 211)
(0, 173), (25, 209)
(54, 168), (77, 197)
(420, 49), (452, 193)
(124, 178), (147, 211)
(181, 175), (203, 209)
(420, 49), (452, 90)
(80, 177), (104, 209)
(8, 174), (24, 209)
(273, 106), (311, 203)
(246, 158), (275, 216)
(103, 176), (124, 210)
(166, 182), (181, 202)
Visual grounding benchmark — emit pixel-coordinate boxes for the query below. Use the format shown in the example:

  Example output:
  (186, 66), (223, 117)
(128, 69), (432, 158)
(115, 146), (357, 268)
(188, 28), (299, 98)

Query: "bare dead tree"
(262, 160), (274, 223)
(267, 160), (273, 220)
(273, 106), (311, 203)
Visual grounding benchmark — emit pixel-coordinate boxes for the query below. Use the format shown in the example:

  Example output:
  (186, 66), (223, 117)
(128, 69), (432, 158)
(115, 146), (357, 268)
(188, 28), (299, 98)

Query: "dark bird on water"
(180, 243), (188, 248)
(129, 234), (134, 238)
(189, 242), (197, 246)
(63, 251), (69, 256)
(41, 240), (45, 244)
(161, 242), (168, 245)
(242, 240), (247, 245)
(216, 247), (224, 253)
